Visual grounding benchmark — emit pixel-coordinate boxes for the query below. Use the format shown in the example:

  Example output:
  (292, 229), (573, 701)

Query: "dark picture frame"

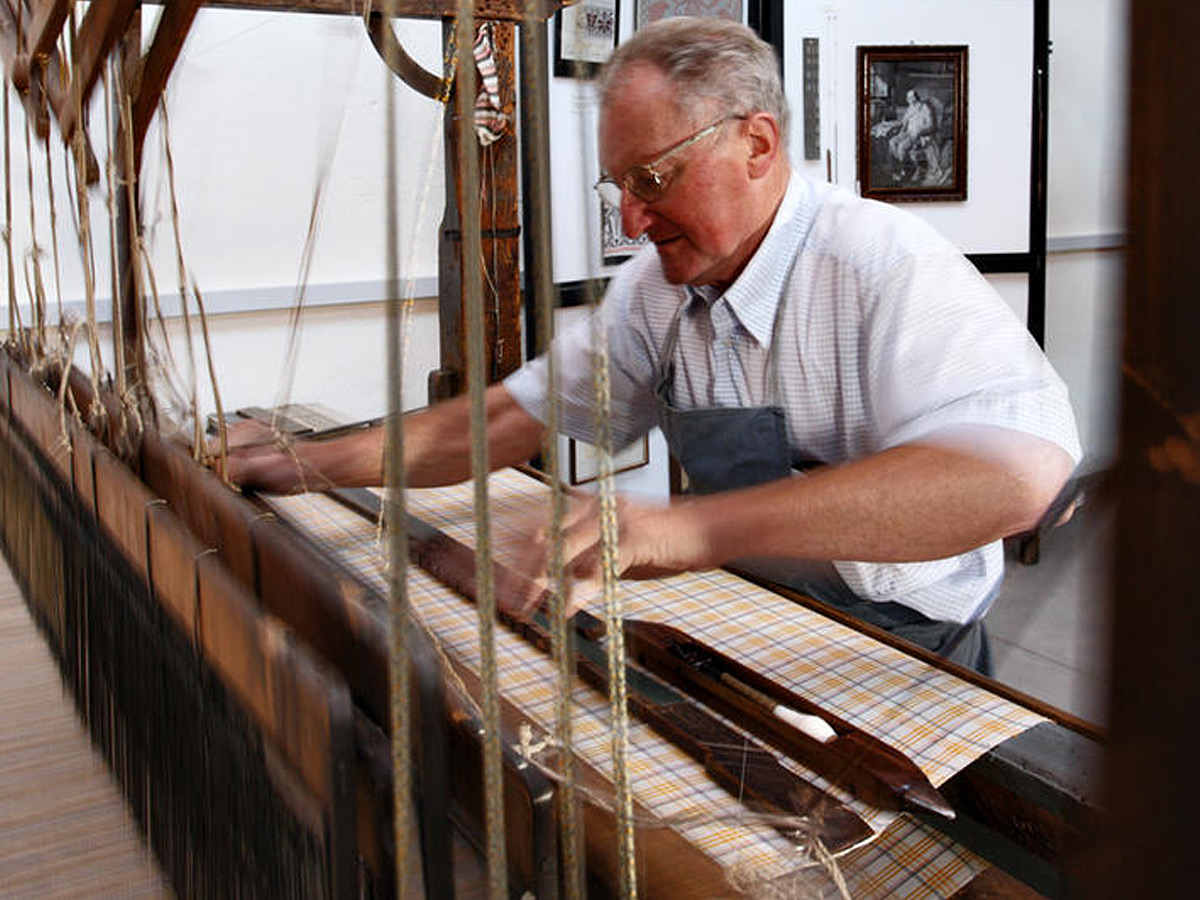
(569, 435), (650, 485)
(857, 45), (968, 202)
(554, 2), (620, 78)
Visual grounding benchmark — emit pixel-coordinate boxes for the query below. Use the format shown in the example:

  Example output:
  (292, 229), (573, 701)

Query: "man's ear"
(745, 112), (781, 178)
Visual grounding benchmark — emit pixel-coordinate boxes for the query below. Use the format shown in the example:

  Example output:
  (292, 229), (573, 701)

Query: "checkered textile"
(267, 469), (1045, 898)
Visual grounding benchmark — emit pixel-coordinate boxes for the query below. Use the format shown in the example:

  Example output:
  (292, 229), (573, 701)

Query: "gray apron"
(652, 294), (993, 674)
(653, 292), (797, 495)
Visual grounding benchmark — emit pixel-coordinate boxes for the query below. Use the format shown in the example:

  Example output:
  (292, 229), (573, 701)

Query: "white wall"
(2, 9), (449, 429)
(1044, 0), (1127, 464)
(141, 8), (447, 295)
(784, 0), (1033, 253)
(1, 1), (1126, 469)
(137, 299), (440, 427)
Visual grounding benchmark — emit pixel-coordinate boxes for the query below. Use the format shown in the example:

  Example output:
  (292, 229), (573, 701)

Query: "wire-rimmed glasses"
(593, 115), (739, 209)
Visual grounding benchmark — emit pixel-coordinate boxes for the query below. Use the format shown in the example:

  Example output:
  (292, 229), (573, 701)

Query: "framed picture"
(601, 204), (650, 265)
(857, 45), (968, 202)
(636, 0), (743, 28)
(569, 435), (650, 485)
(554, 1), (619, 78)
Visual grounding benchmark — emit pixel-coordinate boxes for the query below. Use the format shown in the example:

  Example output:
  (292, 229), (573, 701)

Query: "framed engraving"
(555, 1), (620, 78)
(857, 45), (968, 202)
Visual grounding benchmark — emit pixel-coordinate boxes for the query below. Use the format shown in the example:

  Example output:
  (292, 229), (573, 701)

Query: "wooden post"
(429, 20), (522, 403)
(114, 9), (147, 405)
(1086, 2), (1200, 897)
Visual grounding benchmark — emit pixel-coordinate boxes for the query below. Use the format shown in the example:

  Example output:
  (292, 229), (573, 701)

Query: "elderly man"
(228, 17), (1080, 674)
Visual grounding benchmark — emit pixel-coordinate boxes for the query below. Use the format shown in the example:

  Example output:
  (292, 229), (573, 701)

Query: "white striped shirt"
(506, 174), (1082, 622)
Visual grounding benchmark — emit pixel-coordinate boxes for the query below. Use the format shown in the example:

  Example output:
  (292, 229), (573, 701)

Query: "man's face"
(598, 63), (759, 288)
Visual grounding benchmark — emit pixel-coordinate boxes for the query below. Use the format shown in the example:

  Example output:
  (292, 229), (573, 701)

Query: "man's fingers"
(495, 564), (547, 620)
(563, 578), (604, 616)
(562, 494), (600, 532)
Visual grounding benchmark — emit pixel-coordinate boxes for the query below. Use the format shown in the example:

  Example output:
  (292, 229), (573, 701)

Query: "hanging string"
(375, 0), (417, 895)
(590, 305), (639, 900)
(157, 101), (207, 458)
(117, 69), (152, 436)
(138, 239), (195, 428)
(189, 285), (226, 463)
(65, 7), (106, 423)
(102, 62), (129, 407)
(55, 317), (87, 443)
(356, 20), (463, 891)
(117, 89), (186, 430)
(6, 3), (28, 357)
(5, 85), (16, 339)
(267, 27), (362, 436)
(11, 253), (28, 346)
(395, 31), (457, 380)
(37, 32), (78, 407)
(515, 3), (584, 895)
(453, 7), (509, 898)
(563, 53), (642, 897)
(144, 97), (223, 458)
(22, 71), (47, 358)
(43, 105), (64, 328)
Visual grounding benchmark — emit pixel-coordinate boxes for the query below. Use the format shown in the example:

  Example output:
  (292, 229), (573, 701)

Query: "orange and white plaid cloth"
(268, 468), (1044, 899)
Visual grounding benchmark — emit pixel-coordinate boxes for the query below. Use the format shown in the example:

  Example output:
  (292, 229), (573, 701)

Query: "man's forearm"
(229, 384), (546, 492)
(403, 384), (546, 487)
(683, 432), (1075, 567)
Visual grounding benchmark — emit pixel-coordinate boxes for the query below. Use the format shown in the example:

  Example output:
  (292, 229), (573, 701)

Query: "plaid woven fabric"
(267, 469), (1045, 898)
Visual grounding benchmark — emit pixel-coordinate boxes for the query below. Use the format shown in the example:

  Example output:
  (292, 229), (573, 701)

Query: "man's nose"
(620, 191), (653, 239)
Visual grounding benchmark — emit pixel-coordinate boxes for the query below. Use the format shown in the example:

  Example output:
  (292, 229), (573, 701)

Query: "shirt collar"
(687, 174), (813, 348)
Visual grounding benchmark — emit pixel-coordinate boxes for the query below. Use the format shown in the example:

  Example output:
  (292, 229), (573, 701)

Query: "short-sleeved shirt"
(505, 174), (1082, 623)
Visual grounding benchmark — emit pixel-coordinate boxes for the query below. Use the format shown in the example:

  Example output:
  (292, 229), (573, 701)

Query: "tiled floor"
(988, 488), (1114, 727)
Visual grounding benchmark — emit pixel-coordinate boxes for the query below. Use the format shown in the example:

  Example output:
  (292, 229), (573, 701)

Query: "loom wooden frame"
(0, 2), (1105, 897)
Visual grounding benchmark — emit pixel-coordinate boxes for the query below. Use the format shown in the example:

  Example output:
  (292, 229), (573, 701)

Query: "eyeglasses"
(594, 115), (738, 209)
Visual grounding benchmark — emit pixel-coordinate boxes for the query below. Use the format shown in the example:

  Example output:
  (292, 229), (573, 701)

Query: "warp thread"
(0, 394), (355, 898)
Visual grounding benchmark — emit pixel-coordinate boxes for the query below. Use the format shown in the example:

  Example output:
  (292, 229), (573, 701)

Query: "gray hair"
(596, 16), (790, 146)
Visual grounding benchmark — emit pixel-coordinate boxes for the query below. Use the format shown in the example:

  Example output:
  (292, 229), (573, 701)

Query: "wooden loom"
(0, 3), (1106, 899)
(0, 1), (569, 897)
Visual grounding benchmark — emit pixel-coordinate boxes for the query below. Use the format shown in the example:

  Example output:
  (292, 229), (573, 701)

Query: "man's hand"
(502, 494), (713, 620)
(218, 420), (329, 494)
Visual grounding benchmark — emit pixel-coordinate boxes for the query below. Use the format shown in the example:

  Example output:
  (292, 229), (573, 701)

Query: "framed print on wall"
(569, 435), (650, 485)
(636, 0), (743, 28)
(601, 204), (650, 264)
(554, 1), (620, 78)
(857, 45), (969, 202)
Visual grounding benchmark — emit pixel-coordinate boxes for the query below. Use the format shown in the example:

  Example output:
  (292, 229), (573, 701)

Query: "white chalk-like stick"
(772, 704), (837, 743)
